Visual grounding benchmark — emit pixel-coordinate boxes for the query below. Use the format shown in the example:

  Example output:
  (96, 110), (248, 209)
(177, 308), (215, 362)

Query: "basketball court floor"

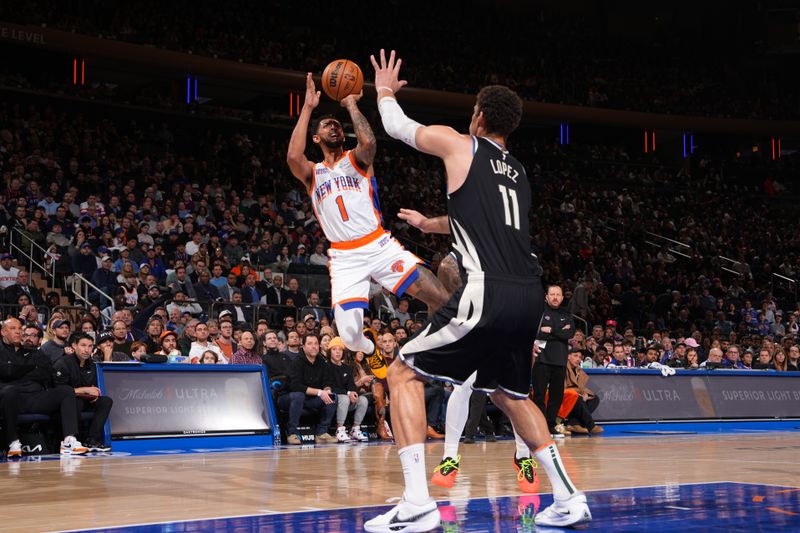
(3, 431), (799, 532)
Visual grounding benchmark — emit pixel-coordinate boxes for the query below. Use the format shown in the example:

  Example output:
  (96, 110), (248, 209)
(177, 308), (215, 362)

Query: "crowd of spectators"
(4, 1), (798, 119)
(0, 63), (798, 453)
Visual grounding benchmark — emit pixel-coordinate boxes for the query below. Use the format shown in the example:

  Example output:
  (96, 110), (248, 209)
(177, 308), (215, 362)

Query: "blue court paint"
(65, 482), (800, 532)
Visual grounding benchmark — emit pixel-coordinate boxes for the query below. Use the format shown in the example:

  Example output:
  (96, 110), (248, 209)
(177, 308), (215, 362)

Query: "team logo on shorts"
(390, 260), (405, 273)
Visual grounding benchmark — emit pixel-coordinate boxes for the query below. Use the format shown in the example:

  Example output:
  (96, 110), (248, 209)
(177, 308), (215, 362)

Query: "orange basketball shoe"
(432, 455), (461, 489)
(513, 456), (540, 494)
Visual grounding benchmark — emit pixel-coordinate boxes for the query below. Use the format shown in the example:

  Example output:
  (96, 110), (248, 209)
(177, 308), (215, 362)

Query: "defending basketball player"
(398, 220), (540, 494)
(364, 50), (592, 532)
(286, 73), (449, 374)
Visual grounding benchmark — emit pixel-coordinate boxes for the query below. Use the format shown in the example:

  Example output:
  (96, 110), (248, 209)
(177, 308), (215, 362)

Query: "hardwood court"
(3, 432), (800, 532)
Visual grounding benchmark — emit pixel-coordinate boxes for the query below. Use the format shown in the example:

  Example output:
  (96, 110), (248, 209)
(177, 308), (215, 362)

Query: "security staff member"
(532, 285), (574, 436)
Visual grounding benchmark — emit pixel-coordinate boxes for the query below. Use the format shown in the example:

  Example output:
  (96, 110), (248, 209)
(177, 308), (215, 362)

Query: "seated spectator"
(0, 253), (20, 289)
(753, 348), (773, 370)
(166, 289), (202, 318)
(53, 333), (113, 451)
(215, 319), (238, 361)
(606, 344), (631, 368)
(157, 330), (181, 358)
(562, 347), (603, 435)
(130, 341), (147, 361)
(282, 330), (302, 359)
(721, 345), (745, 369)
(200, 350), (219, 364)
(93, 330), (132, 362)
(40, 319), (71, 363)
(327, 338), (368, 443)
(787, 346), (800, 372)
(141, 317), (163, 353)
(230, 331), (262, 365)
(279, 334), (337, 445)
(189, 322), (227, 364)
(110, 320), (132, 355)
(685, 348), (700, 369)
(4, 270), (44, 306)
(700, 347), (724, 369)
(91, 256), (117, 305)
(223, 289), (254, 325)
(773, 350), (788, 371)
(0, 317), (88, 457)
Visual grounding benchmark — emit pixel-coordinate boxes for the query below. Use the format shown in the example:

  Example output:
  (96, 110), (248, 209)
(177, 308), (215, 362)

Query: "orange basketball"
(321, 59), (364, 101)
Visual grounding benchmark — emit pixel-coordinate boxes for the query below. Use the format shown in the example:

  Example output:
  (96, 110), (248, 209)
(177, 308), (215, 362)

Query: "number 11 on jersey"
(335, 195), (350, 222)
(498, 184), (520, 230)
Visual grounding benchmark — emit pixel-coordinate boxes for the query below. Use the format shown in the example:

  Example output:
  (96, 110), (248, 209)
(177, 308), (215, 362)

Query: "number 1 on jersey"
(498, 185), (520, 230)
(335, 195), (350, 222)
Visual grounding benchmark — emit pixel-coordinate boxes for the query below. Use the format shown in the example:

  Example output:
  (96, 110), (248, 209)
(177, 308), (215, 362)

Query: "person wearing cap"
(563, 347), (602, 435)
(157, 330), (181, 358)
(327, 337), (369, 442)
(0, 253), (20, 290)
(40, 319), (72, 363)
(93, 330), (131, 362)
(71, 241), (99, 281)
(90, 255), (117, 305)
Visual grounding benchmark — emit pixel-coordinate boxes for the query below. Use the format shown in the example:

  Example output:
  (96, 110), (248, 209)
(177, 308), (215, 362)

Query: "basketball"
(321, 59), (364, 101)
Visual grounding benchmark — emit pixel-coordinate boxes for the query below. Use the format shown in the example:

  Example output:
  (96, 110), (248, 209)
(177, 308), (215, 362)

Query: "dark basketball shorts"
(399, 273), (544, 399)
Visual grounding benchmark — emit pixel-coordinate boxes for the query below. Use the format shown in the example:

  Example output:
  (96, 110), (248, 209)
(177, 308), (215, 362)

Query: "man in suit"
(223, 289), (253, 326)
(241, 273), (263, 305)
(4, 270), (45, 306)
(262, 274), (288, 306)
(370, 287), (398, 321)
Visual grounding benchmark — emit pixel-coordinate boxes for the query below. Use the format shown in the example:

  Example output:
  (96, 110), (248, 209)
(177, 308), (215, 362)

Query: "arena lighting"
(72, 58), (85, 86)
(559, 123), (570, 145)
(186, 76), (199, 103)
(289, 92), (301, 117)
(682, 132), (695, 158)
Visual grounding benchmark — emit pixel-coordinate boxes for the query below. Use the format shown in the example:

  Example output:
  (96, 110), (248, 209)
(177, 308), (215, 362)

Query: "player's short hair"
(313, 115), (341, 134)
(476, 85), (523, 138)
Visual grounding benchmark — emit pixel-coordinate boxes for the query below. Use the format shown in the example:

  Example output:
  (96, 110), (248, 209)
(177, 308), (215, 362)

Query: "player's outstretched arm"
(397, 208), (450, 234)
(340, 93), (376, 170)
(371, 49), (469, 158)
(286, 73), (318, 188)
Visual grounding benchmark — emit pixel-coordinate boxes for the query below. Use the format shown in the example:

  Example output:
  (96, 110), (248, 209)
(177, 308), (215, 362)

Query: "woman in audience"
(319, 333), (332, 361)
(230, 330), (263, 365)
(773, 349), (788, 371)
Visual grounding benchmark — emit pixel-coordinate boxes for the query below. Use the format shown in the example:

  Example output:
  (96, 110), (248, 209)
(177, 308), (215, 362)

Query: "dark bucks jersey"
(448, 136), (542, 278)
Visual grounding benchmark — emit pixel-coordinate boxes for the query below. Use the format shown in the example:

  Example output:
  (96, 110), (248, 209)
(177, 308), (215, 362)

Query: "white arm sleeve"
(378, 97), (423, 149)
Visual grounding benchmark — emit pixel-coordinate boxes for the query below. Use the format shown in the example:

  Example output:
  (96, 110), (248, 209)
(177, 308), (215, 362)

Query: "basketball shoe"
(431, 455), (461, 488)
(7, 439), (22, 458)
(60, 436), (88, 456)
(534, 492), (592, 527)
(513, 456), (540, 493)
(364, 499), (440, 533)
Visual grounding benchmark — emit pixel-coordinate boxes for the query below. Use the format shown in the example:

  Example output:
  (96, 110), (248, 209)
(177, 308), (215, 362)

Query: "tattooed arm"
(340, 93), (376, 170)
(437, 253), (462, 295)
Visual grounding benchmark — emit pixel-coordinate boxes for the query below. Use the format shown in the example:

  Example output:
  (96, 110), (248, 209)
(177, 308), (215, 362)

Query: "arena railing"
(9, 227), (56, 291)
(208, 301), (301, 330)
(70, 273), (114, 312)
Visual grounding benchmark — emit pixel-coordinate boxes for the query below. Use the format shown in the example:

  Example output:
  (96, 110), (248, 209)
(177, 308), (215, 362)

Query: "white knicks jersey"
(309, 150), (384, 245)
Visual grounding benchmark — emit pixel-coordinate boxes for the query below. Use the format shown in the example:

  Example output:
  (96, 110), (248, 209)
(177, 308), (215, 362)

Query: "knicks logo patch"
(390, 260), (405, 273)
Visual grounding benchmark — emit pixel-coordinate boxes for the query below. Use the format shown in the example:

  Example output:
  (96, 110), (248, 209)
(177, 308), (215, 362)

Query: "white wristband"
(376, 86), (394, 93)
(316, 389), (322, 397)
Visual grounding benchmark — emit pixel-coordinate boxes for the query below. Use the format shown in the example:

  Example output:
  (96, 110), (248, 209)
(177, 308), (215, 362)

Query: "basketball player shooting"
(364, 50), (592, 532)
(286, 73), (449, 363)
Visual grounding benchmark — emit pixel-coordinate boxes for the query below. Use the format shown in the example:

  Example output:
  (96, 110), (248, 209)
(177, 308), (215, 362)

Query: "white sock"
(334, 305), (374, 353)
(513, 429), (530, 459)
(534, 442), (578, 501)
(398, 443), (430, 506)
(443, 376), (475, 459)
